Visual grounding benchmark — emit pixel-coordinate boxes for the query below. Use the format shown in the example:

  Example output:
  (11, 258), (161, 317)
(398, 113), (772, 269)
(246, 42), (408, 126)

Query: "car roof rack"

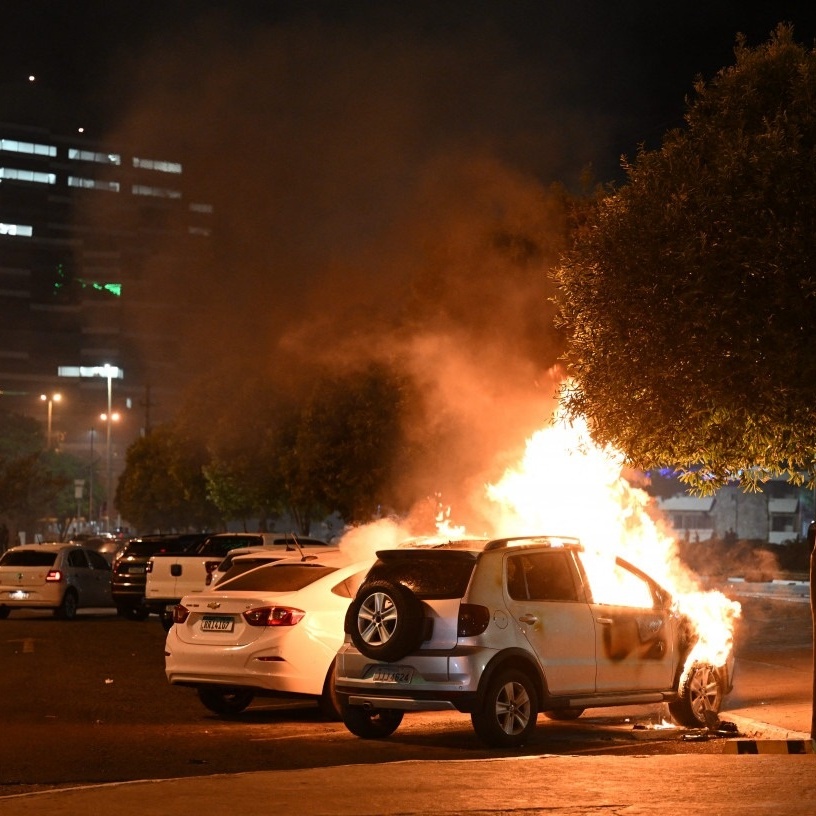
(483, 535), (582, 551)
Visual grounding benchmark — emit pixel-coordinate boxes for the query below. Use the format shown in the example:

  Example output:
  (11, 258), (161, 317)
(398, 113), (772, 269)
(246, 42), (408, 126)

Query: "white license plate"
(129, 566), (146, 574)
(201, 615), (235, 632)
(371, 666), (413, 683)
(9, 590), (29, 600)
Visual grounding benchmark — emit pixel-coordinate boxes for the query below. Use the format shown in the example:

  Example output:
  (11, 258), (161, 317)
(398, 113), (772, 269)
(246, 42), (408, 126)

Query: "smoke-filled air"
(88, 6), (741, 654)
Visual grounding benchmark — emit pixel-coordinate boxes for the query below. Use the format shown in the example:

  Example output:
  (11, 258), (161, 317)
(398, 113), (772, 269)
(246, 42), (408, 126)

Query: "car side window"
(86, 550), (111, 570)
(506, 552), (579, 602)
(66, 549), (89, 568)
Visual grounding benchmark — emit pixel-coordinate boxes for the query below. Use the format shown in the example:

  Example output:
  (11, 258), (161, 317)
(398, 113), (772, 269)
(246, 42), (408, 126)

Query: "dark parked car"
(111, 533), (208, 620)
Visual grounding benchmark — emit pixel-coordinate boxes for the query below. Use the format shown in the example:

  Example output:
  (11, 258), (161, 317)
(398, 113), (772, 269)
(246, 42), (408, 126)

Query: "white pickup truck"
(145, 532), (333, 629)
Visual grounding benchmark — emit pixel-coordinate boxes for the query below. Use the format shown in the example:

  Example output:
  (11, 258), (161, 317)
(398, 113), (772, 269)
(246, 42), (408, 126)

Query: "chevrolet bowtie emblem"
(207, 601), (221, 609)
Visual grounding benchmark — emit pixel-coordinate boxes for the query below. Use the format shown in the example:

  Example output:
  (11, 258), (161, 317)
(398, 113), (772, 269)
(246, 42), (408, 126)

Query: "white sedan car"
(165, 556), (370, 719)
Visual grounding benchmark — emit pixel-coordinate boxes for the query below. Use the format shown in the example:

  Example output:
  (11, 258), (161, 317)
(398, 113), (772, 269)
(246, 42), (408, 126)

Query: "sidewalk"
(2, 749), (814, 816)
(3, 710), (813, 816)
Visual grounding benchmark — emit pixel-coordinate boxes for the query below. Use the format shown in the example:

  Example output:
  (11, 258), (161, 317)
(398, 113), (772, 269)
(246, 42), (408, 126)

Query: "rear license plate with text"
(201, 615), (235, 632)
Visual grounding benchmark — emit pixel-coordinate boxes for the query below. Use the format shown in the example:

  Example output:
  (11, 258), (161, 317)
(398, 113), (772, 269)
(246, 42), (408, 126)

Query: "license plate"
(128, 565), (146, 574)
(9, 590), (29, 600)
(371, 666), (413, 683)
(201, 615), (234, 632)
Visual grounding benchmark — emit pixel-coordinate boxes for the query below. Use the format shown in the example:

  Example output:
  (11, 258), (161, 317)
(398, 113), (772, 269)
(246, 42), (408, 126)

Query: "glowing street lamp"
(57, 364), (123, 532)
(40, 392), (62, 449)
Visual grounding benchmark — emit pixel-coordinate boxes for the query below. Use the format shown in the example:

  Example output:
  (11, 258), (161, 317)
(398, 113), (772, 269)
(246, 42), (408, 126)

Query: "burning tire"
(346, 580), (425, 662)
(669, 663), (724, 728)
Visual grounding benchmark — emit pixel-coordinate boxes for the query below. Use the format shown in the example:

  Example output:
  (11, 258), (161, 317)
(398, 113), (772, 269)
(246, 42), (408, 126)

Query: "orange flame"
(468, 401), (741, 670)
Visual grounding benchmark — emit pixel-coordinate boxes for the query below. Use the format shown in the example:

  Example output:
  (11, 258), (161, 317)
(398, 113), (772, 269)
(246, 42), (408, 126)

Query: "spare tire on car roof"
(345, 579), (426, 662)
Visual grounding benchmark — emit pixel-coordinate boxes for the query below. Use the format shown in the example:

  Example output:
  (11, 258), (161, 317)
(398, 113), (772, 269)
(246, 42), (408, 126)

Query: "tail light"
(243, 606), (305, 627)
(145, 560), (154, 573)
(45, 569), (63, 583)
(173, 604), (190, 624)
(457, 604), (490, 637)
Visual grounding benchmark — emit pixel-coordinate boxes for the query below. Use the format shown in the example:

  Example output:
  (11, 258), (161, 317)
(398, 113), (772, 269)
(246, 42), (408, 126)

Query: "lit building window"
(133, 157), (182, 174)
(68, 176), (121, 192)
(0, 167), (55, 184)
(189, 202), (213, 213)
(68, 148), (121, 165)
(0, 139), (56, 157)
(0, 222), (33, 237)
(132, 184), (182, 199)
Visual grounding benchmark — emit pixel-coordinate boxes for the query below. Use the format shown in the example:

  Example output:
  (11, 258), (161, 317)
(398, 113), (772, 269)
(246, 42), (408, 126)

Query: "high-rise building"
(0, 121), (213, 473)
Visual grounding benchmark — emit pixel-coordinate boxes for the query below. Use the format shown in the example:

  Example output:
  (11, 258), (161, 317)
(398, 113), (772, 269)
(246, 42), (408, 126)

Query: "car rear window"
(122, 537), (205, 557)
(0, 550), (58, 567)
(366, 551), (478, 599)
(217, 563), (337, 592)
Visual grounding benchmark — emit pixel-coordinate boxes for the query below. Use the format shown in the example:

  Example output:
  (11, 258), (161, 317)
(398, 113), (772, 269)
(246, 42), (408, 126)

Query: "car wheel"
(124, 605), (150, 621)
(669, 663), (724, 728)
(346, 579), (425, 662)
(318, 659), (342, 721)
(160, 611), (174, 632)
(342, 703), (404, 739)
(543, 708), (584, 721)
(196, 686), (255, 717)
(0, 606), (9, 619)
(471, 668), (539, 747)
(54, 589), (78, 620)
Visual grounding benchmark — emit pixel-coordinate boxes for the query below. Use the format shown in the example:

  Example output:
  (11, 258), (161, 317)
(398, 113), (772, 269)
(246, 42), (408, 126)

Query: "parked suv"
(112, 533), (208, 619)
(335, 536), (734, 747)
(0, 542), (113, 619)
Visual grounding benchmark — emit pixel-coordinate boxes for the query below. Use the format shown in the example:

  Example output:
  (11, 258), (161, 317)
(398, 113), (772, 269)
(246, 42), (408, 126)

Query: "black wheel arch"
(475, 649), (547, 712)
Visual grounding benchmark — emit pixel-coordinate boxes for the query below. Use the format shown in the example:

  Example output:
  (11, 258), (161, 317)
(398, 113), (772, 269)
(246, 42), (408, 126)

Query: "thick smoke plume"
(91, 8), (602, 521)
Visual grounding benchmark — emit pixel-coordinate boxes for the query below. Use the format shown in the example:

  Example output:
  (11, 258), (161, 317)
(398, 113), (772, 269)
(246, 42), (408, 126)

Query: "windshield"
(217, 563), (337, 592)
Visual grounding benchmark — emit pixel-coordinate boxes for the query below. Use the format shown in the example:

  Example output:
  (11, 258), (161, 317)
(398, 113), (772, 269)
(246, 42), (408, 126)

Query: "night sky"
(3, 1), (815, 184)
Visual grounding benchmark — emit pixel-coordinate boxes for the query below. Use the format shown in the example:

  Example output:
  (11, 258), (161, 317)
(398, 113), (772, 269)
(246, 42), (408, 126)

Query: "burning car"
(335, 535), (735, 748)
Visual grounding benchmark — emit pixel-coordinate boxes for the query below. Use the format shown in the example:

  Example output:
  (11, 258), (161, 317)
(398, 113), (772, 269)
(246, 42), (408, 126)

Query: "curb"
(723, 739), (815, 755)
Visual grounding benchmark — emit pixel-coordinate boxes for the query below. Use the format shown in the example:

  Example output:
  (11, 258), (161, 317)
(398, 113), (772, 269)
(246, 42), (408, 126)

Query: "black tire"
(123, 605), (150, 621)
(318, 659), (342, 720)
(160, 610), (174, 632)
(54, 589), (78, 620)
(669, 663), (724, 728)
(346, 580), (425, 662)
(342, 703), (404, 739)
(543, 708), (584, 721)
(0, 606), (9, 619)
(196, 685), (255, 717)
(471, 668), (539, 747)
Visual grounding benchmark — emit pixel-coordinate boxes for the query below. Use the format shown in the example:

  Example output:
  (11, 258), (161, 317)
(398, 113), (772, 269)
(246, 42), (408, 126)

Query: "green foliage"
(0, 409), (88, 537)
(115, 424), (220, 532)
(554, 24), (816, 493)
(293, 363), (412, 524)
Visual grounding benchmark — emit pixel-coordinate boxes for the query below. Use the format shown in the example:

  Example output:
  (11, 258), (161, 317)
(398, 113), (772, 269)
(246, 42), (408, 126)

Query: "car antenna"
(286, 532), (317, 561)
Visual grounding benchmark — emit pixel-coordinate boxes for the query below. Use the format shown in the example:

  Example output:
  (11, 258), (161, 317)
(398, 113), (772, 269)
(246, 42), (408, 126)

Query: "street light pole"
(40, 392), (61, 449)
(100, 410), (120, 533)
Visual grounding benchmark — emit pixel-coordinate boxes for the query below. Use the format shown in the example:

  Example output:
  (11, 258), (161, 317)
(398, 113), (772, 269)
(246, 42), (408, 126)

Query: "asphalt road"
(0, 591), (811, 797)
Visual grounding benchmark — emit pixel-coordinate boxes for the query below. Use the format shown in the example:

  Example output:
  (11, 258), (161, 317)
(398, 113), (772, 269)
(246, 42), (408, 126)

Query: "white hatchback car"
(165, 555), (371, 718)
(0, 542), (114, 619)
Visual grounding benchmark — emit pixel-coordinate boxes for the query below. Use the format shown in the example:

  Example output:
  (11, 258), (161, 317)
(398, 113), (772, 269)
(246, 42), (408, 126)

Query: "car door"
(587, 558), (677, 693)
(503, 550), (596, 695)
(85, 548), (113, 606)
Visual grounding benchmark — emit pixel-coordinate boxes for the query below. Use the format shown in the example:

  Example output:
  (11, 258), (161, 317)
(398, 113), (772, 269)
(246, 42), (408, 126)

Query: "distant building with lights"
(0, 121), (213, 461)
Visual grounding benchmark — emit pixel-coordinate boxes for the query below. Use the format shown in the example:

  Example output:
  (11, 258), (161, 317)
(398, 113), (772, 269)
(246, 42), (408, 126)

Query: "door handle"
(518, 614), (538, 625)
(596, 617), (613, 625)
